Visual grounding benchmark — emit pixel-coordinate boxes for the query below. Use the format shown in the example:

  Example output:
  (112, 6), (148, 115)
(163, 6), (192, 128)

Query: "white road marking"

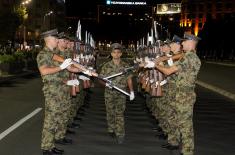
(0, 108), (42, 141)
(197, 80), (235, 101)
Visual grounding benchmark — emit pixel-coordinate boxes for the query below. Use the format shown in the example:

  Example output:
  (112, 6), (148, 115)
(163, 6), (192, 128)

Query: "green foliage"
(14, 6), (28, 22)
(0, 54), (16, 64)
(13, 51), (26, 61)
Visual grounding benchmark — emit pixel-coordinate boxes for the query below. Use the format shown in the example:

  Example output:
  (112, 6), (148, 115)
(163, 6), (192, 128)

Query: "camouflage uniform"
(54, 49), (71, 140)
(165, 72), (179, 145)
(37, 47), (63, 150)
(100, 60), (131, 137)
(174, 50), (201, 155)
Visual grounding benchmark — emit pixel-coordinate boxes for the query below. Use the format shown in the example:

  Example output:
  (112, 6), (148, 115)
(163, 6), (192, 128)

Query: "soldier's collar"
(44, 46), (54, 52)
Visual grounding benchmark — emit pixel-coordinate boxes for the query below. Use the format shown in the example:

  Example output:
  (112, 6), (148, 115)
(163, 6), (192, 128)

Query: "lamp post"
(21, 0), (31, 49)
(43, 11), (53, 30)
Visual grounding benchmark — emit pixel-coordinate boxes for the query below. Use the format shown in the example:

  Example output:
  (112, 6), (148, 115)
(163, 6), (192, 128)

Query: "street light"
(43, 11), (54, 30)
(21, 0), (32, 49)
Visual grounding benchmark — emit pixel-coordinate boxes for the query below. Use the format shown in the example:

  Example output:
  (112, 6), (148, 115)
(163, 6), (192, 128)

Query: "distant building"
(180, 0), (235, 36)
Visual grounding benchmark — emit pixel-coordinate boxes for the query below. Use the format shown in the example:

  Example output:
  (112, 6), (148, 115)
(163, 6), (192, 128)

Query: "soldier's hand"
(79, 75), (90, 81)
(144, 60), (155, 68)
(129, 91), (135, 101)
(66, 79), (80, 86)
(60, 58), (73, 70)
(83, 70), (92, 76)
(105, 83), (112, 89)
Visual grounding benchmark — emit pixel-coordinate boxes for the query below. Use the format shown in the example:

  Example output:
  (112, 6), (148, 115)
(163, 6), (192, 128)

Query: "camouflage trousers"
(55, 85), (71, 140)
(41, 84), (69, 150)
(105, 90), (126, 137)
(152, 87), (169, 134)
(175, 90), (196, 155)
(165, 84), (179, 145)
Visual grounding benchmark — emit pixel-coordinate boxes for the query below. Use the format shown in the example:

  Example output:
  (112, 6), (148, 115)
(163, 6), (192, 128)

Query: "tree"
(0, 6), (27, 44)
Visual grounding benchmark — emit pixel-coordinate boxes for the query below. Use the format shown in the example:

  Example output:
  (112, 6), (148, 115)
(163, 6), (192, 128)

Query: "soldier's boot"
(156, 133), (168, 140)
(67, 122), (80, 129)
(52, 147), (64, 154)
(108, 132), (115, 138)
(161, 143), (171, 148)
(42, 150), (53, 155)
(42, 147), (64, 155)
(165, 144), (179, 150)
(74, 116), (82, 121)
(152, 126), (162, 132)
(66, 129), (76, 135)
(116, 136), (125, 144)
(55, 138), (73, 145)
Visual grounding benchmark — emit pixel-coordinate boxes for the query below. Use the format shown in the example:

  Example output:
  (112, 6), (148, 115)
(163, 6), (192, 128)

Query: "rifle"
(97, 76), (130, 97)
(52, 54), (98, 77)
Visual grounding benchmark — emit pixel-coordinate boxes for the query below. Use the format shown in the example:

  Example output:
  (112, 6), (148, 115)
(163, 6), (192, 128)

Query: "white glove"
(167, 58), (174, 66)
(130, 91), (135, 101)
(73, 57), (80, 63)
(60, 58), (73, 70)
(66, 79), (80, 86)
(105, 83), (112, 89)
(144, 60), (155, 68)
(79, 75), (90, 81)
(83, 70), (92, 76)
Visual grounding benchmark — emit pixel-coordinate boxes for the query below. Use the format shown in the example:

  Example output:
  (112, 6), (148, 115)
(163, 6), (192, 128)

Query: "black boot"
(55, 138), (73, 145)
(66, 129), (76, 135)
(52, 147), (64, 153)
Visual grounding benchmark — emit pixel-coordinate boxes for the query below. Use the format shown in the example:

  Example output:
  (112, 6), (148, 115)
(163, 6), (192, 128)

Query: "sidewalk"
(0, 70), (38, 83)
(197, 61), (235, 101)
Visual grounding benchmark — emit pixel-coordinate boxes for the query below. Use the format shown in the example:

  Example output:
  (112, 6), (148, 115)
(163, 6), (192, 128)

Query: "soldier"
(161, 35), (184, 150)
(66, 36), (82, 130)
(37, 29), (73, 155)
(100, 43), (134, 144)
(53, 32), (79, 145)
(145, 33), (201, 155)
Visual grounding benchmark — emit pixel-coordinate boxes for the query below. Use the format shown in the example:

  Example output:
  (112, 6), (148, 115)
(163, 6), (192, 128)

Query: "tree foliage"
(0, 6), (27, 44)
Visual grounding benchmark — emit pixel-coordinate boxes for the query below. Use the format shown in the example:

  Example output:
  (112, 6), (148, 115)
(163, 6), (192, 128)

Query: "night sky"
(65, 0), (181, 43)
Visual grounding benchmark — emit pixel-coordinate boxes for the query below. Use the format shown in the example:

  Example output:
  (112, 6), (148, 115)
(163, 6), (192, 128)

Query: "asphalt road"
(0, 74), (235, 155)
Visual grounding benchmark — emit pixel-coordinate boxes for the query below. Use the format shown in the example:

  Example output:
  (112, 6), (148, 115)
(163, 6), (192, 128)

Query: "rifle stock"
(52, 54), (98, 77)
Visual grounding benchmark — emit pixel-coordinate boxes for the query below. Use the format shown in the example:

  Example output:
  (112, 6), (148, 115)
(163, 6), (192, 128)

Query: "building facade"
(180, 0), (235, 36)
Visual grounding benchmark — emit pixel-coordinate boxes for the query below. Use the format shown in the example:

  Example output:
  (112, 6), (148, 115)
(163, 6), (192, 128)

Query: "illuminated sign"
(157, 3), (181, 14)
(106, 0), (147, 5)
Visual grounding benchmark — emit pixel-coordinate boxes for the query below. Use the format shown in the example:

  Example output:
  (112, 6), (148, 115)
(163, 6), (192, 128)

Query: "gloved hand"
(66, 79), (80, 86)
(79, 75), (90, 81)
(83, 70), (92, 76)
(105, 82), (112, 89)
(60, 58), (73, 70)
(144, 60), (155, 68)
(129, 91), (135, 101)
(73, 57), (80, 63)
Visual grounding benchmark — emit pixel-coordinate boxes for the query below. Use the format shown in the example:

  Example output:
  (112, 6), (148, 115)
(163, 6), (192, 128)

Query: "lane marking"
(205, 61), (235, 67)
(0, 108), (42, 141)
(197, 80), (235, 101)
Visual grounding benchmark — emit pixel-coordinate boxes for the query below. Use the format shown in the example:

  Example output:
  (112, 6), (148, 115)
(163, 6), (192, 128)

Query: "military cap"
(58, 32), (69, 39)
(111, 43), (123, 50)
(40, 29), (58, 39)
(67, 36), (79, 42)
(172, 35), (183, 44)
(183, 33), (201, 41)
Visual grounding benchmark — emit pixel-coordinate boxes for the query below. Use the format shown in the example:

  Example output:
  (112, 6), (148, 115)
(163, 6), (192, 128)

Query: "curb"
(196, 80), (235, 101)
(0, 71), (38, 83)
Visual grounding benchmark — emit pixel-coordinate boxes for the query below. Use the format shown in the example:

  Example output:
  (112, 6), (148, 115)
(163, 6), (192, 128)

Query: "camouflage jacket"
(36, 47), (61, 84)
(55, 48), (71, 80)
(175, 50), (201, 90)
(100, 60), (132, 92)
